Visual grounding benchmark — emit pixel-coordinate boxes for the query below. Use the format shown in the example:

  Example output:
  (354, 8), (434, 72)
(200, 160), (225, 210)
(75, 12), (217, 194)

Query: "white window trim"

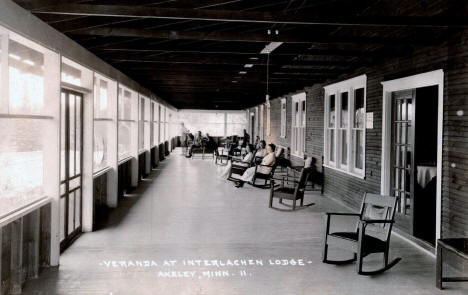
(280, 98), (286, 138)
(291, 92), (306, 158)
(323, 75), (367, 178)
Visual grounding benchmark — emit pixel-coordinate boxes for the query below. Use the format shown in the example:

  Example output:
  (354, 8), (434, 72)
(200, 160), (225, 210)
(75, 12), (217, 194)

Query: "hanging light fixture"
(266, 52), (270, 106)
(260, 41), (282, 106)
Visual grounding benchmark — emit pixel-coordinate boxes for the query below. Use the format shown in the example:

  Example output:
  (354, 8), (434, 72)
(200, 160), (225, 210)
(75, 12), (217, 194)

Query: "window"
(324, 75), (366, 177)
(0, 28), (60, 216)
(93, 74), (115, 172)
(226, 112), (247, 136)
(152, 102), (159, 145)
(280, 99), (286, 138)
(118, 85), (135, 160)
(266, 103), (271, 136)
(138, 96), (146, 150)
(291, 93), (306, 157)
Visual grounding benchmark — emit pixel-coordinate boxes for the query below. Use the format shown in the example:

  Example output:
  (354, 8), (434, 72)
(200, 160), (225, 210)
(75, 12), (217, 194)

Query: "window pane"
(329, 95), (335, 127)
(341, 130), (347, 165)
(355, 130), (364, 169)
(354, 88), (365, 128)
(93, 121), (109, 171)
(69, 95), (75, 177)
(61, 63), (81, 86)
(329, 129), (335, 162)
(139, 98), (144, 149)
(68, 192), (75, 234)
(302, 100), (306, 127)
(8, 39), (45, 115)
(295, 102), (299, 126)
(340, 92), (348, 128)
(75, 189), (81, 228)
(226, 113), (247, 136)
(118, 121), (131, 159)
(0, 118), (47, 216)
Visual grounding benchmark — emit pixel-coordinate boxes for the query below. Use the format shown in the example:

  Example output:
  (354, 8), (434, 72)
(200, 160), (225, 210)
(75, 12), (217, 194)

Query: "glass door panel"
(60, 89), (83, 252)
(391, 90), (415, 233)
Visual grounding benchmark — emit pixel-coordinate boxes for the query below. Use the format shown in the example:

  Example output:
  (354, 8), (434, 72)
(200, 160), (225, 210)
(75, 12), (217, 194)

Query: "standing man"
(242, 129), (250, 148)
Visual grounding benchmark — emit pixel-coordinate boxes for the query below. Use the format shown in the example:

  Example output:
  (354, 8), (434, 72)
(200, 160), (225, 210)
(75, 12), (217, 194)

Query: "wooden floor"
(23, 149), (468, 294)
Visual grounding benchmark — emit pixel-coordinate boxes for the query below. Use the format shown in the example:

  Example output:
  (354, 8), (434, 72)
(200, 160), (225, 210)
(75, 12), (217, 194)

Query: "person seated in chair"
(254, 140), (267, 162)
(218, 144), (254, 180)
(186, 130), (203, 157)
(234, 143), (276, 188)
(204, 133), (217, 150)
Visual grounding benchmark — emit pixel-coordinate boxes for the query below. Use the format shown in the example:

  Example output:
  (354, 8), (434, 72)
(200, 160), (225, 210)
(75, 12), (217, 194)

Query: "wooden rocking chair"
(214, 148), (230, 166)
(269, 167), (314, 211)
(250, 162), (277, 188)
(227, 151), (257, 181)
(322, 193), (401, 275)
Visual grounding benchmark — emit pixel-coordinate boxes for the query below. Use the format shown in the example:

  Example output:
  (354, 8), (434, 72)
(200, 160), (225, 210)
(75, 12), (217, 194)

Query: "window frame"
(323, 75), (367, 178)
(291, 92), (306, 158)
(280, 98), (286, 138)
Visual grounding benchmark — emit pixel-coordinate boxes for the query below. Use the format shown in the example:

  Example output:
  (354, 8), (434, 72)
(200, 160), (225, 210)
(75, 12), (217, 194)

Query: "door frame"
(60, 88), (84, 252)
(381, 69), (444, 242)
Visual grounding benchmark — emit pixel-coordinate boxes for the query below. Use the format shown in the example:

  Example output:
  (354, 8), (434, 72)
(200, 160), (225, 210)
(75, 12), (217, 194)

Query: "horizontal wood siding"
(248, 29), (468, 242)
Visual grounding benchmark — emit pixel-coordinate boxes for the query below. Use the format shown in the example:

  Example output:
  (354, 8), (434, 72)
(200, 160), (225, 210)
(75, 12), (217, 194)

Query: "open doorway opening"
(391, 85), (438, 246)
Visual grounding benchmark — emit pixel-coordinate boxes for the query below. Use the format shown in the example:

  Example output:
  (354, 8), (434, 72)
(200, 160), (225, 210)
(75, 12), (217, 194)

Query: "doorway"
(381, 70), (443, 249)
(60, 89), (84, 252)
(390, 86), (439, 246)
(250, 113), (255, 143)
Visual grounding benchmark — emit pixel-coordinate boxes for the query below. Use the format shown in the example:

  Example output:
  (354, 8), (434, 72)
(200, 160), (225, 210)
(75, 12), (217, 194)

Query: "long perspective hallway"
(22, 151), (467, 295)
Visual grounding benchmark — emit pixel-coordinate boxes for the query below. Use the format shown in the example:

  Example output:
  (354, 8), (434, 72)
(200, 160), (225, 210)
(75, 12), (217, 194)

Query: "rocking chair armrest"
(231, 157), (245, 163)
(257, 163), (274, 168)
(360, 219), (395, 225)
(325, 212), (361, 217)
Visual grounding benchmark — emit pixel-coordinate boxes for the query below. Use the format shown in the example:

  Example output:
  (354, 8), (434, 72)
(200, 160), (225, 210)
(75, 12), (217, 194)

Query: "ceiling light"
(249, 57), (259, 60)
(9, 53), (20, 60)
(244, 64), (253, 68)
(232, 80), (238, 83)
(239, 71), (247, 74)
(260, 42), (283, 54)
(23, 59), (35, 66)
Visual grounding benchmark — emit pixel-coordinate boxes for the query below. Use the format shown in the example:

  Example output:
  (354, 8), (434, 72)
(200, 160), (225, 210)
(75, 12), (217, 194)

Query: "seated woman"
(254, 140), (267, 163)
(218, 144), (254, 180)
(234, 143), (276, 187)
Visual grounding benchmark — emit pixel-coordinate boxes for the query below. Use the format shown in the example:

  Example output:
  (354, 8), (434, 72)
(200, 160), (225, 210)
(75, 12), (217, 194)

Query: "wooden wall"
(251, 29), (468, 241)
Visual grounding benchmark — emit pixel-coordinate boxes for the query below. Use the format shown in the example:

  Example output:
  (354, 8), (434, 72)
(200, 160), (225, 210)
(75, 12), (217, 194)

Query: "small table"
(436, 238), (468, 289)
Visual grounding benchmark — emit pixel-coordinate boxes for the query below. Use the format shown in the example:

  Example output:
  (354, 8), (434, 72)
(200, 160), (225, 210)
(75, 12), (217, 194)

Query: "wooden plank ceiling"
(13, 0), (464, 109)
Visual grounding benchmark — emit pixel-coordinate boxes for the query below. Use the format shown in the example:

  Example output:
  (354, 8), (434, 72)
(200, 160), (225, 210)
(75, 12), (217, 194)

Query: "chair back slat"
(294, 167), (310, 198)
(357, 193), (398, 241)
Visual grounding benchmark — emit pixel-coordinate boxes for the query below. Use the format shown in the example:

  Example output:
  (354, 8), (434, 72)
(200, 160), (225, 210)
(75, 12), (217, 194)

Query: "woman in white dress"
(235, 143), (276, 187)
(218, 144), (254, 180)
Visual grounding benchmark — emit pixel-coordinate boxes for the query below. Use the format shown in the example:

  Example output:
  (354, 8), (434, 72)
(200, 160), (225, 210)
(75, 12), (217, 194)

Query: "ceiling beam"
(70, 27), (437, 44)
(32, 4), (466, 28)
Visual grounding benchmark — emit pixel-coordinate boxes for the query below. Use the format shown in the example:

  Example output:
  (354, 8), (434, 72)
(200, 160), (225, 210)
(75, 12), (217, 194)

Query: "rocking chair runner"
(269, 167), (314, 211)
(322, 193), (401, 275)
